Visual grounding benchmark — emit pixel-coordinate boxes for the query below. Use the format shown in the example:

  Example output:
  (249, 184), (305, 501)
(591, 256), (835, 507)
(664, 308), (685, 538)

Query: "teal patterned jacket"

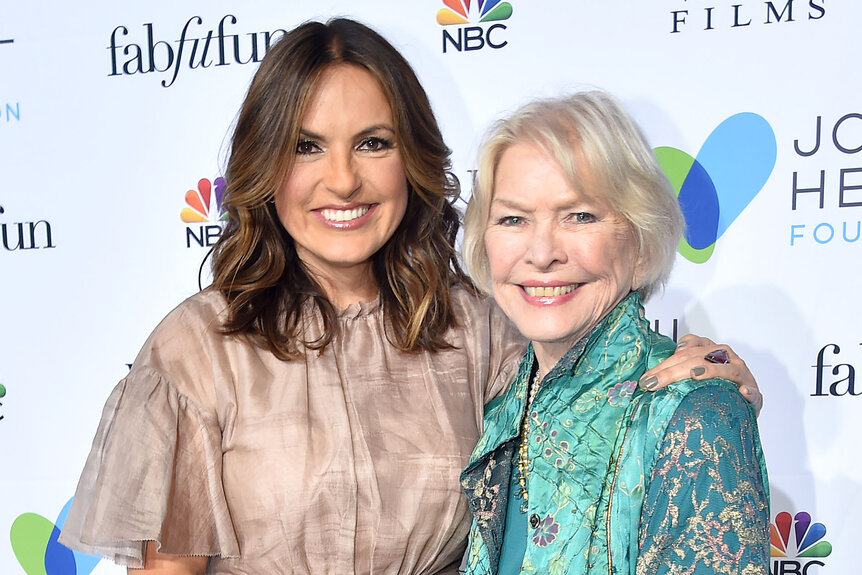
(460, 292), (770, 575)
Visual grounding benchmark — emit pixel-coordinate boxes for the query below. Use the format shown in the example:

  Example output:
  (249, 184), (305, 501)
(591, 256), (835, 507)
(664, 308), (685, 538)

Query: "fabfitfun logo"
(437, 0), (513, 53)
(0, 204), (57, 252)
(108, 15), (286, 88)
(811, 343), (861, 397)
(654, 113), (776, 263)
(771, 511), (832, 575)
(11, 498), (101, 575)
(183, 177), (227, 248)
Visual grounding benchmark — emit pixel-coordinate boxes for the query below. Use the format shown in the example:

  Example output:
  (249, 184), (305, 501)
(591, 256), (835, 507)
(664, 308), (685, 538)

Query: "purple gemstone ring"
(704, 349), (731, 365)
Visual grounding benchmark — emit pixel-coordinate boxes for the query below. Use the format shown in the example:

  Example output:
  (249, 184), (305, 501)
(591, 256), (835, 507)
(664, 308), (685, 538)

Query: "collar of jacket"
(466, 291), (654, 462)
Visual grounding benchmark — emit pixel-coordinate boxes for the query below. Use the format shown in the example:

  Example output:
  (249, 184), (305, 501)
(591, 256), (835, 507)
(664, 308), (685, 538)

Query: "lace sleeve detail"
(636, 383), (770, 575)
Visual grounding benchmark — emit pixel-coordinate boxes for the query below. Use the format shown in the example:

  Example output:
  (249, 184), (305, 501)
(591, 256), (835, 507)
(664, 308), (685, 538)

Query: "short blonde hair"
(462, 91), (684, 301)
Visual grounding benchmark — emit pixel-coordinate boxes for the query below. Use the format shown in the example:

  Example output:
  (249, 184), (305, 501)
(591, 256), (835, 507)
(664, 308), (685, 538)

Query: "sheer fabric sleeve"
(636, 384), (770, 575)
(483, 299), (527, 402)
(58, 366), (239, 567)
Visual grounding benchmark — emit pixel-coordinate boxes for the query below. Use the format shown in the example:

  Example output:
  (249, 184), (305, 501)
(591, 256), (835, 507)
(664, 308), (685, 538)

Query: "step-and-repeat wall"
(1, 2), (858, 574)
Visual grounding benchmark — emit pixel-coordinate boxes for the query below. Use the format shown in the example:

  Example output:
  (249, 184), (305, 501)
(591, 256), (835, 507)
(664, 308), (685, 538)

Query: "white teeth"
(321, 206), (370, 222)
(524, 285), (577, 297)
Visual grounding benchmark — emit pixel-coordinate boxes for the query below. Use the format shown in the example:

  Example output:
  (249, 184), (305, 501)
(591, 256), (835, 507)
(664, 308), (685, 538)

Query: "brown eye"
(358, 137), (393, 152)
(296, 140), (318, 155)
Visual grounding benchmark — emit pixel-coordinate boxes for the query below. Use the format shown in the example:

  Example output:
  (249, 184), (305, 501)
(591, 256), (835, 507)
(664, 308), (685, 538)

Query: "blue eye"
(497, 216), (524, 226)
(572, 212), (596, 223)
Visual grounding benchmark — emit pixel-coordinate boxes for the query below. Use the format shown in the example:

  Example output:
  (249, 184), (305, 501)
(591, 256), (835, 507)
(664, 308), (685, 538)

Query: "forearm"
(128, 541), (208, 575)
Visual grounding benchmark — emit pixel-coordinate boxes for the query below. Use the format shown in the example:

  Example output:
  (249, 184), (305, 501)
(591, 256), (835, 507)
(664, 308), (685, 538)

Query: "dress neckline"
(335, 294), (382, 320)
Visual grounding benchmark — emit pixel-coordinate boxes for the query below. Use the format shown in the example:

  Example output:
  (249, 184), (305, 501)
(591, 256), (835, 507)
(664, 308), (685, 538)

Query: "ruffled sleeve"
(636, 384), (770, 575)
(59, 366), (239, 566)
(59, 293), (241, 567)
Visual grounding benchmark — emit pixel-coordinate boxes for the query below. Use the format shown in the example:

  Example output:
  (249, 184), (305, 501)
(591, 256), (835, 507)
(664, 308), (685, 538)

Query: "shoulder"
(136, 290), (229, 360)
(660, 377), (747, 411)
(668, 378), (757, 432)
(646, 378), (769, 506)
(449, 284), (491, 318)
(638, 378), (766, 492)
(634, 376), (755, 443)
(447, 285), (526, 400)
(449, 285), (522, 342)
(153, 289), (230, 335)
(129, 289), (237, 406)
(647, 376), (748, 413)
(636, 378), (759, 465)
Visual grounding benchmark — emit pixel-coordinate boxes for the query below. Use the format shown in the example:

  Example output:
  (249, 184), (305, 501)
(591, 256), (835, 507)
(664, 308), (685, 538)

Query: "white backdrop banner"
(1, 2), (857, 574)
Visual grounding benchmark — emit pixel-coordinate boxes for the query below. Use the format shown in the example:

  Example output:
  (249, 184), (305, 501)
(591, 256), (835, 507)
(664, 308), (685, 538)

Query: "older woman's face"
(484, 143), (641, 362)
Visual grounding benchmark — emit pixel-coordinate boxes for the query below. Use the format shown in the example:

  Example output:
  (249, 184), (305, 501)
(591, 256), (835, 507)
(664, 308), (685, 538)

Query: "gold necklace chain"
(516, 369), (542, 501)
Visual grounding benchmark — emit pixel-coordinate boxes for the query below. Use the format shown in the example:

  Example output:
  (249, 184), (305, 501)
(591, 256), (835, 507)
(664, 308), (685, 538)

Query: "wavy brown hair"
(210, 18), (473, 360)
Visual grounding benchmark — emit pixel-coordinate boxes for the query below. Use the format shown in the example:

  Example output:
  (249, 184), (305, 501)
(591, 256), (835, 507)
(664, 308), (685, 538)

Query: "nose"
(323, 147), (360, 198)
(525, 221), (566, 269)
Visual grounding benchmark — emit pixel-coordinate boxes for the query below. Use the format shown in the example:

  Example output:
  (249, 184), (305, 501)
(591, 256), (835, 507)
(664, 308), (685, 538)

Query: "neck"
(532, 343), (563, 381)
(304, 262), (380, 309)
(532, 336), (586, 380)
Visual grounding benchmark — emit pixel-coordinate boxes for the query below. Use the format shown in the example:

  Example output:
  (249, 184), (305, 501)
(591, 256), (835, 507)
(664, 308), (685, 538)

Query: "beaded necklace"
(516, 367), (542, 507)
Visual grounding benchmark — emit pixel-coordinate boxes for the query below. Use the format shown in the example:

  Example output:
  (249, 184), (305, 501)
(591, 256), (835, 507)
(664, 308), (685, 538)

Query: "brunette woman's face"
(275, 64), (409, 293)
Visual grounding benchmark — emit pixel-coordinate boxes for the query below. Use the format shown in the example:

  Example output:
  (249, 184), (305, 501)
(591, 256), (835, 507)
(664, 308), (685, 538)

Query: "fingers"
(639, 337), (719, 389)
(639, 336), (764, 417)
(675, 334), (716, 349)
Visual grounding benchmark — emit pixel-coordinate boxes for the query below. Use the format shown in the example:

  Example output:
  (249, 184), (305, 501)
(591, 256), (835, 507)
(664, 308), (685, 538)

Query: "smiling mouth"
(321, 206), (370, 222)
(523, 284), (579, 297)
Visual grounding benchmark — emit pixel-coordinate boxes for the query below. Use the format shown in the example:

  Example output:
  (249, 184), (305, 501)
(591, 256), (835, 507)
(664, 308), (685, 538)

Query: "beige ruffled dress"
(58, 287), (524, 574)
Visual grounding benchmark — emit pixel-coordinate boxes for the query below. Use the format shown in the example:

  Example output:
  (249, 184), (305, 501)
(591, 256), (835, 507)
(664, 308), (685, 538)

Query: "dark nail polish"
(639, 375), (659, 391)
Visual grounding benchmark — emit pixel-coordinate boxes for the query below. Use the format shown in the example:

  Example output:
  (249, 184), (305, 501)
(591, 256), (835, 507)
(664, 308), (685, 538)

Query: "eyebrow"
(489, 197), (528, 210)
(490, 195), (592, 212)
(298, 124), (396, 141)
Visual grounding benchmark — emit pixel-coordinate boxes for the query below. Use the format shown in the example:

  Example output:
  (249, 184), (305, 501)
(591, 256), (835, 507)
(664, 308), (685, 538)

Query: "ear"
(630, 244), (646, 291)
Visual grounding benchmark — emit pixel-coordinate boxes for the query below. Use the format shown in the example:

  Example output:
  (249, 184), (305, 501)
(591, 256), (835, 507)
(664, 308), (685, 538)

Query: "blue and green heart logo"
(655, 112), (777, 263)
(10, 498), (101, 575)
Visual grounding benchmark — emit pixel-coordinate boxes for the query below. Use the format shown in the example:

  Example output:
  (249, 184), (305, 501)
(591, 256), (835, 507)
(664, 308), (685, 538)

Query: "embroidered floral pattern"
(460, 440), (516, 573)
(531, 514), (560, 547)
(636, 386), (769, 575)
(608, 380), (638, 406)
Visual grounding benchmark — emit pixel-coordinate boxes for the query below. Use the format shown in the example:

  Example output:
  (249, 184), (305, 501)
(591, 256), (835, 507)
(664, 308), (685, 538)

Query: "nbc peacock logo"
(654, 112), (777, 264)
(181, 177), (227, 223)
(770, 511), (832, 575)
(10, 498), (102, 575)
(437, 0), (513, 25)
(437, 0), (514, 52)
(181, 176), (227, 248)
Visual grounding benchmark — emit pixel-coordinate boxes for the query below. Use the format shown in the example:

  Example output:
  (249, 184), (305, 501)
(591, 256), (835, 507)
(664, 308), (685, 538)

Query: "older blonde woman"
(459, 92), (769, 574)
